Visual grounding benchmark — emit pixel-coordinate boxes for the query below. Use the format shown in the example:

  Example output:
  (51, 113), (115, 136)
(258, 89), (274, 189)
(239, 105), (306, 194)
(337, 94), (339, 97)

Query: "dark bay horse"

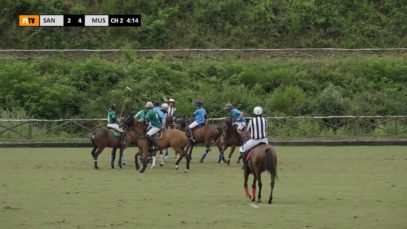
(222, 118), (250, 165)
(176, 117), (223, 163)
(131, 120), (190, 173)
(244, 143), (278, 204)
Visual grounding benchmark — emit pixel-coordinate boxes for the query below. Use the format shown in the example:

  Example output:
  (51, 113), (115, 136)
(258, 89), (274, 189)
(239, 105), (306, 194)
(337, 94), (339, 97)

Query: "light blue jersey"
(231, 108), (245, 122)
(194, 107), (207, 124)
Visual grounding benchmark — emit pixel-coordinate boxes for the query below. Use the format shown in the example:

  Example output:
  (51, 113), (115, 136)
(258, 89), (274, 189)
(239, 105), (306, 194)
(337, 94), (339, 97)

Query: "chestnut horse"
(176, 116), (223, 163)
(131, 120), (190, 173)
(243, 143), (278, 204)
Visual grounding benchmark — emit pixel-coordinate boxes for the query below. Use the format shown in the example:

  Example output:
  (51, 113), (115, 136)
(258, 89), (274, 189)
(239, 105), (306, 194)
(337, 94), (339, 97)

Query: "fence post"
(28, 121), (32, 139)
(394, 117), (398, 136)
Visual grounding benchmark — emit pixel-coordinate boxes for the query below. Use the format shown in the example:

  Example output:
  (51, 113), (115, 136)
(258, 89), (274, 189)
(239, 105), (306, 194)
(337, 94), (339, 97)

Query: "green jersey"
(146, 109), (162, 129)
(134, 109), (146, 121)
(107, 110), (117, 124)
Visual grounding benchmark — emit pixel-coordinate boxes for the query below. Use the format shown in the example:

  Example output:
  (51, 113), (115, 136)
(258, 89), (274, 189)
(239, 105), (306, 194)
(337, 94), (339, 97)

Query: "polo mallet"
(119, 86), (133, 119)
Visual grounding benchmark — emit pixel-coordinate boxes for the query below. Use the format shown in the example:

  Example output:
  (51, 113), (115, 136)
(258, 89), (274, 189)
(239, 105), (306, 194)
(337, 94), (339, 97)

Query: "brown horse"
(90, 116), (141, 169)
(90, 129), (134, 169)
(222, 118), (250, 165)
(176, 116), (223, 163)
(131, 120), (190, 173)
(243, 143), (278, 204)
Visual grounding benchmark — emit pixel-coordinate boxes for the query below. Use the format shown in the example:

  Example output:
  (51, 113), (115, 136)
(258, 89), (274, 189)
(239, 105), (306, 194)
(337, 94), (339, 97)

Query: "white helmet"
(253, 106), (263, 115)
(161, 103), (169, 110)
(145, 101), (154, 108)
(169, 98), (175, 103)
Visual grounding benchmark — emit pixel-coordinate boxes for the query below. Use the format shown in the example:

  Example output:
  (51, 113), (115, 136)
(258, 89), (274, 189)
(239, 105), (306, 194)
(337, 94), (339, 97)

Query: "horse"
(243, 143), (278, 204)
(222, 118), (250, 165)
(90, 115), (140, 169)
(176, 116), (223, 163)
(131, 120), (190, 173)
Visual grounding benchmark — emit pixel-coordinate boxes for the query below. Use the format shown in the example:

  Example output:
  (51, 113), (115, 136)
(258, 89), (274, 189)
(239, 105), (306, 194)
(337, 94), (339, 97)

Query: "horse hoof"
(175, 165), (179, 170)
(257, 200), (261, 203)
(227, 160), (230, 165)
(200, 160), (203, 163)
(184, 169), (188, 173)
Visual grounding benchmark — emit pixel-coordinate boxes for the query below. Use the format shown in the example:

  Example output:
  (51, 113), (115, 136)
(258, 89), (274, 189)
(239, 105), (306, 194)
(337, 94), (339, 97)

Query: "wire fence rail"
(0, 48), (406, 52)
(1, 116), (406, 141)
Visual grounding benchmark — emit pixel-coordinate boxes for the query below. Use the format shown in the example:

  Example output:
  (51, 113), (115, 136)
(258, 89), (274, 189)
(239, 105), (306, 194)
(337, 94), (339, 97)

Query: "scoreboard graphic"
(19, 15), (141, 27)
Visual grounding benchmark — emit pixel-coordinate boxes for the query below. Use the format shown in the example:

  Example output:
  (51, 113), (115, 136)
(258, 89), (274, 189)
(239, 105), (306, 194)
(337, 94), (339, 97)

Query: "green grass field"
(0, 146), (406, 229)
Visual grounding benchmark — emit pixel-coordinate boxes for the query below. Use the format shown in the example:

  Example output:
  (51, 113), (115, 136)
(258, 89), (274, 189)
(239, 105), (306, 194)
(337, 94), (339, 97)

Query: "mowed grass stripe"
(0, 146), (406, 228)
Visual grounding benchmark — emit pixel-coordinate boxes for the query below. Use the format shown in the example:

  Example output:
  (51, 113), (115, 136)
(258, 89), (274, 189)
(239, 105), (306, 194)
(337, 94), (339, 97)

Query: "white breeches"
(188, 121), (200, 129)
(107, 123), (123, 132)
(147, 127), (161, 136)
(240, 138), (268, 152)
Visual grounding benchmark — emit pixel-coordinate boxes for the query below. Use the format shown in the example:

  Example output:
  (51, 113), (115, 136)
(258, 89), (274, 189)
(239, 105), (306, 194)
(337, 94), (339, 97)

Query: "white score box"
(85, 15), (109, 26)
(40, 15), (64, 26)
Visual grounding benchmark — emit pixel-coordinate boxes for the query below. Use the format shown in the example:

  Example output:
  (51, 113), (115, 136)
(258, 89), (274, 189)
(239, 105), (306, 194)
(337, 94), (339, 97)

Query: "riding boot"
(147, 135), (158, 152)
(120, 131), (127, 146)
(187, 128), (195, 142)
(240, 151), (248, 170)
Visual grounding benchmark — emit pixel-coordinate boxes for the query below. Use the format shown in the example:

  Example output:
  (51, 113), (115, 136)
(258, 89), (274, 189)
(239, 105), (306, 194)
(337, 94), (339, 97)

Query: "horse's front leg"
(217, 142), (226, 163)
(227, 146), (236, 166)
(175, 153), (185, 170)
(111, 148), (117, 169)
(139, 151), (149, 173)
(200, 141), (210, 163)
(118, 147), (124, 169)
(135, 151), (141, 170)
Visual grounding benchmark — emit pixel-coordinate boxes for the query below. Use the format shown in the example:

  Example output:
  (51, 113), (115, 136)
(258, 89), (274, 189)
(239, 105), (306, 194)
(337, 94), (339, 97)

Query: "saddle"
(151, 129), (165, 140)
(246, 142), (267, 161)
(107, 128), (122, 137)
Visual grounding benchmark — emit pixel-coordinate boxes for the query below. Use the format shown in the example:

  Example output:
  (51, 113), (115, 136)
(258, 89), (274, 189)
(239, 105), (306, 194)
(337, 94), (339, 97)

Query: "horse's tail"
(90, 132), (96, 144)
(265, 147), (277, 178)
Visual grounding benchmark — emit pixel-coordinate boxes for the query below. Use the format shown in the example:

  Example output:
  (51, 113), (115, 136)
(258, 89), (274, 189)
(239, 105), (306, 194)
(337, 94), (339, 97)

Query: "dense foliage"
(1, 0), (406, 48)
(1, 54), (406, 119)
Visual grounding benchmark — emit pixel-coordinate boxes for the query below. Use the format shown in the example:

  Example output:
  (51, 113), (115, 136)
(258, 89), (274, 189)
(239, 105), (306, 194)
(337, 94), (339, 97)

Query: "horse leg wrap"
(218, 153), (223, 162)
(151, 156), (156, 168)
(244, 185), (249, 198)
(252, 187), (256, 201)
(201, 152), (207, 161)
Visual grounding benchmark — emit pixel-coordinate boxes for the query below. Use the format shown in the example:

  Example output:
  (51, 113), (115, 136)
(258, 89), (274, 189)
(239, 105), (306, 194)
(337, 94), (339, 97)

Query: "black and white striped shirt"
(248, 116), (267, 139)
(167, 106), (176, 117)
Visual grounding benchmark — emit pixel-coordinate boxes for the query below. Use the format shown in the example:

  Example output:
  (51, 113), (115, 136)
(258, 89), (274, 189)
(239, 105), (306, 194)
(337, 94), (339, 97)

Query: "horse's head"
(175, 115), (188, 130)
(122, 115), (134, 130)
(223, 117), (237, 136)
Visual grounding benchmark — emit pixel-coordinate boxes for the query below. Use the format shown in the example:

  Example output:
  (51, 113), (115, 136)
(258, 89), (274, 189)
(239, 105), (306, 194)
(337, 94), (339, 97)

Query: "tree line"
(1, 53), (406, 119)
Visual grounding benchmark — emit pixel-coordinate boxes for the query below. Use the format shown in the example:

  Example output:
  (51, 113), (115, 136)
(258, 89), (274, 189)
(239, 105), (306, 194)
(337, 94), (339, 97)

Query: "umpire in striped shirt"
(240, 106), (268, 170)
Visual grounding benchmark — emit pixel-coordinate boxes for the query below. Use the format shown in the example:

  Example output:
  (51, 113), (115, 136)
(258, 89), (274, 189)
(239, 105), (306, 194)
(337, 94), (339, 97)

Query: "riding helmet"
(253, 106), (263, 115)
